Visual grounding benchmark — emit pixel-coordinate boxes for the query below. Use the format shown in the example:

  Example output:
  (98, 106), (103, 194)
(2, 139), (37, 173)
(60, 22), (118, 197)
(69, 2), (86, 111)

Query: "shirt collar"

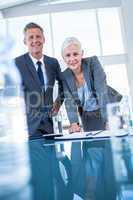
(29, 53), (44, 70)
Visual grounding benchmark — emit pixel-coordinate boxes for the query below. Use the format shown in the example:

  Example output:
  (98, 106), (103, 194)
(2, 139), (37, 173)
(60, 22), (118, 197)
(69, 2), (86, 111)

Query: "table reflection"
(28, 137), (118, 200)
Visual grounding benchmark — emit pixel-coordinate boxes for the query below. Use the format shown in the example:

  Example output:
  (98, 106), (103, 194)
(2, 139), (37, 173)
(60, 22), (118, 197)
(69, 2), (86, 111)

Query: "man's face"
(24, 27), (45, 59)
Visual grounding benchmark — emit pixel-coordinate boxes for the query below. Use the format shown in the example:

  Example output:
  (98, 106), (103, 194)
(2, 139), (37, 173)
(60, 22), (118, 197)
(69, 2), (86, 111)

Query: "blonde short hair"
(61, 37), (82, 57)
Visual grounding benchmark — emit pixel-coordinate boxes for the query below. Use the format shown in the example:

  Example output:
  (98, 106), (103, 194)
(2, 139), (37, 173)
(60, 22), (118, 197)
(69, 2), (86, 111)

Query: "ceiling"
(0, 0), (37, 10)
(0, 0), (121, 18)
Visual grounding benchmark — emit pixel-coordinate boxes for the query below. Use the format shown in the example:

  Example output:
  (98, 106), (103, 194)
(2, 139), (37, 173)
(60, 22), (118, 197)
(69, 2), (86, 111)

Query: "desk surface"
(28, 133), (133, 200)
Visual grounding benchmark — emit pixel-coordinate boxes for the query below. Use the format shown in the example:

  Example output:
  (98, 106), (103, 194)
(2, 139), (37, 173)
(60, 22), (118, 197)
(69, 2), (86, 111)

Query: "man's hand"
(69, 123), (81, 133)
(51, 102), (61, 116)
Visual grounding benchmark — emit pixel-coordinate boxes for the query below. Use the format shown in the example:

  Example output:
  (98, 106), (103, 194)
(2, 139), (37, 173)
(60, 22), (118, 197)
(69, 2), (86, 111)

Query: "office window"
(7, 14), (52, 58)
(52, 9), (100, 59)
(0, 19), (6, 37)
(4, 6), (129, 127)
(98, 7), (125, 55)
(104, 64), (129, 95)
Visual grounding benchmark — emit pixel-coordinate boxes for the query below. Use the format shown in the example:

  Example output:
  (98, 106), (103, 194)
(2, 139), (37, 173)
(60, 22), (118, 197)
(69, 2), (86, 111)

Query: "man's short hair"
(23, 22), (44, 33)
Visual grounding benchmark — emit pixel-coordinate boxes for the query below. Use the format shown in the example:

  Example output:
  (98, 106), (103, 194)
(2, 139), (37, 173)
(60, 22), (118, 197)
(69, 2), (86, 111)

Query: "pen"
(85, 132), (92, 136)
(91, 130), (103, 136)
(85, 130), (103, 137)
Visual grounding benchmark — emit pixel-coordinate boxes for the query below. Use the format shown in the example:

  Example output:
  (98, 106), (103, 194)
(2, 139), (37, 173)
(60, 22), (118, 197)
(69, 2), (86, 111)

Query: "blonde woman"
(61, 37), (109, 133)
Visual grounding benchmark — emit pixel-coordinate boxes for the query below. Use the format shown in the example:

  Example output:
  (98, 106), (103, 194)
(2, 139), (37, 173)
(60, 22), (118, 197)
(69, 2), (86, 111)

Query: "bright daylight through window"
(0, 5), (129, 126)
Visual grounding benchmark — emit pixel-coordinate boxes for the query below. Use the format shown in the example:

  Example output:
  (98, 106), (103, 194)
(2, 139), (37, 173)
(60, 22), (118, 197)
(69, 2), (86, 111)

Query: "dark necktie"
(36, 61), (44, 86)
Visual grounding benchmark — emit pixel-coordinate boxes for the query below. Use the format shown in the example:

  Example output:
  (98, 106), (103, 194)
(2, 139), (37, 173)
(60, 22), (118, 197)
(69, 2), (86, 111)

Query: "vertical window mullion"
(49, 12), (55, 57)
(5, 18), (9, 36)
(118, 7), (127, 54)
(95, 9), (103, 56)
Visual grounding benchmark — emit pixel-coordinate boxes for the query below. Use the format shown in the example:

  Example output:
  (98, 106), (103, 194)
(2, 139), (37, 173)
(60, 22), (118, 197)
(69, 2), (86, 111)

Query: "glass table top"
(28, 135), (133, 200)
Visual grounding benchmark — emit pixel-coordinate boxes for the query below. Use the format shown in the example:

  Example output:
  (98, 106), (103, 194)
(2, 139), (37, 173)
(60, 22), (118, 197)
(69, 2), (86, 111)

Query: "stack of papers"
(54, 129), (130, 141)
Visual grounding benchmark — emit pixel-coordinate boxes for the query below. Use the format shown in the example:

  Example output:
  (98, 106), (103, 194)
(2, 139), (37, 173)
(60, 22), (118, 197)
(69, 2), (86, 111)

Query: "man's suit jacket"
(15, 53), (63, 136)
(62, 56), (109, 125)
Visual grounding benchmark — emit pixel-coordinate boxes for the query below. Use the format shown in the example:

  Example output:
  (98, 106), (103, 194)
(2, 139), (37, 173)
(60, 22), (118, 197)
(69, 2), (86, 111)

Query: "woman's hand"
(69, 123), (81, 133)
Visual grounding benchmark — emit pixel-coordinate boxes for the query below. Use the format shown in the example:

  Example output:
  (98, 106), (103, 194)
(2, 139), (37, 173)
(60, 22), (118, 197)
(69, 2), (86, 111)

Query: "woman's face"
(63, 44), (83, 71)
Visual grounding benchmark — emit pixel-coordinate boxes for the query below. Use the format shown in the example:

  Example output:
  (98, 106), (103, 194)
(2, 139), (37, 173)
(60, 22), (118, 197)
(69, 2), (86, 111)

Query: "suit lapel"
(63, 58), (94, 106)
(63, 68), (80, 105)
(43, 56), (55, 96)
(24, 53), (41, 89)
(82, 58), (93, 91)
(44, 56), (51, 85)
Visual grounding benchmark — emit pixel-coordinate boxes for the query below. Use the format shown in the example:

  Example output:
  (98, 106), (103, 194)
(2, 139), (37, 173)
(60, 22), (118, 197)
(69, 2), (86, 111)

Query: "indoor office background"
(0, 0), (132, 126)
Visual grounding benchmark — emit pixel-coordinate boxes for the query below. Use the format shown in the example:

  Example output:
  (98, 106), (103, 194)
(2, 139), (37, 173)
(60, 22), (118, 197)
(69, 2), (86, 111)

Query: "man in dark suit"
(15, 22), (63, 137)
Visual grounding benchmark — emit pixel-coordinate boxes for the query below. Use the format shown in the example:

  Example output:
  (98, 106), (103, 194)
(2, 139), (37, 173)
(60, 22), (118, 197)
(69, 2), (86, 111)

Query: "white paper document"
(54, 129), (130, 141)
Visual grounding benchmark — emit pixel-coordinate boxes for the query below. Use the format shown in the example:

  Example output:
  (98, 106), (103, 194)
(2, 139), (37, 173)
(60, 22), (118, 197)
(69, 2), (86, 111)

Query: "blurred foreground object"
(107, 99), (133, 199)
(0, 37), (32, 199)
